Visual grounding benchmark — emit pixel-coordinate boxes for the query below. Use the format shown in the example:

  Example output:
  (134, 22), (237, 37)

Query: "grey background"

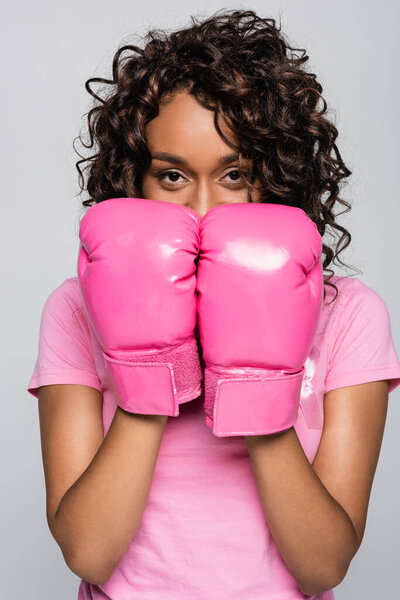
(2, 1), (399, 598)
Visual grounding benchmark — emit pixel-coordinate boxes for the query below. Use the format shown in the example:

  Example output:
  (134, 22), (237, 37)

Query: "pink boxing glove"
(196, 202), (323, 437)
(77, 197), (202, 416)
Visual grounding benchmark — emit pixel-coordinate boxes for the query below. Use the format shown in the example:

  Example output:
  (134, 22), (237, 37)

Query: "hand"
(78, 197), (203, 416)
(196, 202), (323, 437)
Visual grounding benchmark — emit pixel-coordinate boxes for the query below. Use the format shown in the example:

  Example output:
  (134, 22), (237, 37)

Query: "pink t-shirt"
(27, 275), (400, 600)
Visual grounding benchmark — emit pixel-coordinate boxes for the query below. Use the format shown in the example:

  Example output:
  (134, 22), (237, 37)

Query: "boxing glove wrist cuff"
(204, 366), (304, 437)
(104, 337), (202, 416)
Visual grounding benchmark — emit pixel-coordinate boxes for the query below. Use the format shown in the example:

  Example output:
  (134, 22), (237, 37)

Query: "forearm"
(245, 427), (360, 596)
(54, 407), (167, 584)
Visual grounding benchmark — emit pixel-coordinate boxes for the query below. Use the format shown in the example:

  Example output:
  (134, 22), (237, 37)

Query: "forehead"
(144, 92), (239, 157)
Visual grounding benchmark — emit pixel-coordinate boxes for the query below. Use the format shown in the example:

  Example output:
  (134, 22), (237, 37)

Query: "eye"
(154, 170), (187, 185)
(154, 168), (251, 187)
(222, 169), (251, 183)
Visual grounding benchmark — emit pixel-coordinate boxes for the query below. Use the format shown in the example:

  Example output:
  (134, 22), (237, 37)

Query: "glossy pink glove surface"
(196, 202), (324, 437)
(77, 197), (202, 416)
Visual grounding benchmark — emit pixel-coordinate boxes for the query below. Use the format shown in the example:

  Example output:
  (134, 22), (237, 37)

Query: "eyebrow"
(150, 151), (240, 167)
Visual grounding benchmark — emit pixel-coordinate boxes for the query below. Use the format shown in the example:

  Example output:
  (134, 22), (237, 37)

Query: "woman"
(27, 9), (400, 599)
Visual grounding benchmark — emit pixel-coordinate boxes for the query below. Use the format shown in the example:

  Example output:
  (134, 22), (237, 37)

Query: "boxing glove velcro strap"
(103, 337), (202, 416)
(205, 367), (304, 437)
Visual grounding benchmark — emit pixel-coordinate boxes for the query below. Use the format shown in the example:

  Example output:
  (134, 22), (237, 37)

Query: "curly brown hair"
(74, 8), (359, 304)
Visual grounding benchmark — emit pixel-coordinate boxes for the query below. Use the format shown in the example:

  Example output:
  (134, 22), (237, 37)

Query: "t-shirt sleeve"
(325, 279), (400, 395)
(27, 279), (103, 398)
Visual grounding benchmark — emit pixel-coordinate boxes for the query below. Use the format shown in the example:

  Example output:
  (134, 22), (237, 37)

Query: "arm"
(39, 383), (167, 586)
(245, 379), (389, 597)
(42, 198), (199, 582)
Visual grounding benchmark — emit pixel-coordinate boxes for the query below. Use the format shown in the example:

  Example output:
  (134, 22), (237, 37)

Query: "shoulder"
(323, 275), (394, 363)
(43, 277), (82, 314)
(323, 275), (393, 344)
(27, 278), (101, 398)
(323, 275), (400, 394)
(324, 275), (389, 317)
(38, 277), (95, 357)
(39, 277), (90, 339)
